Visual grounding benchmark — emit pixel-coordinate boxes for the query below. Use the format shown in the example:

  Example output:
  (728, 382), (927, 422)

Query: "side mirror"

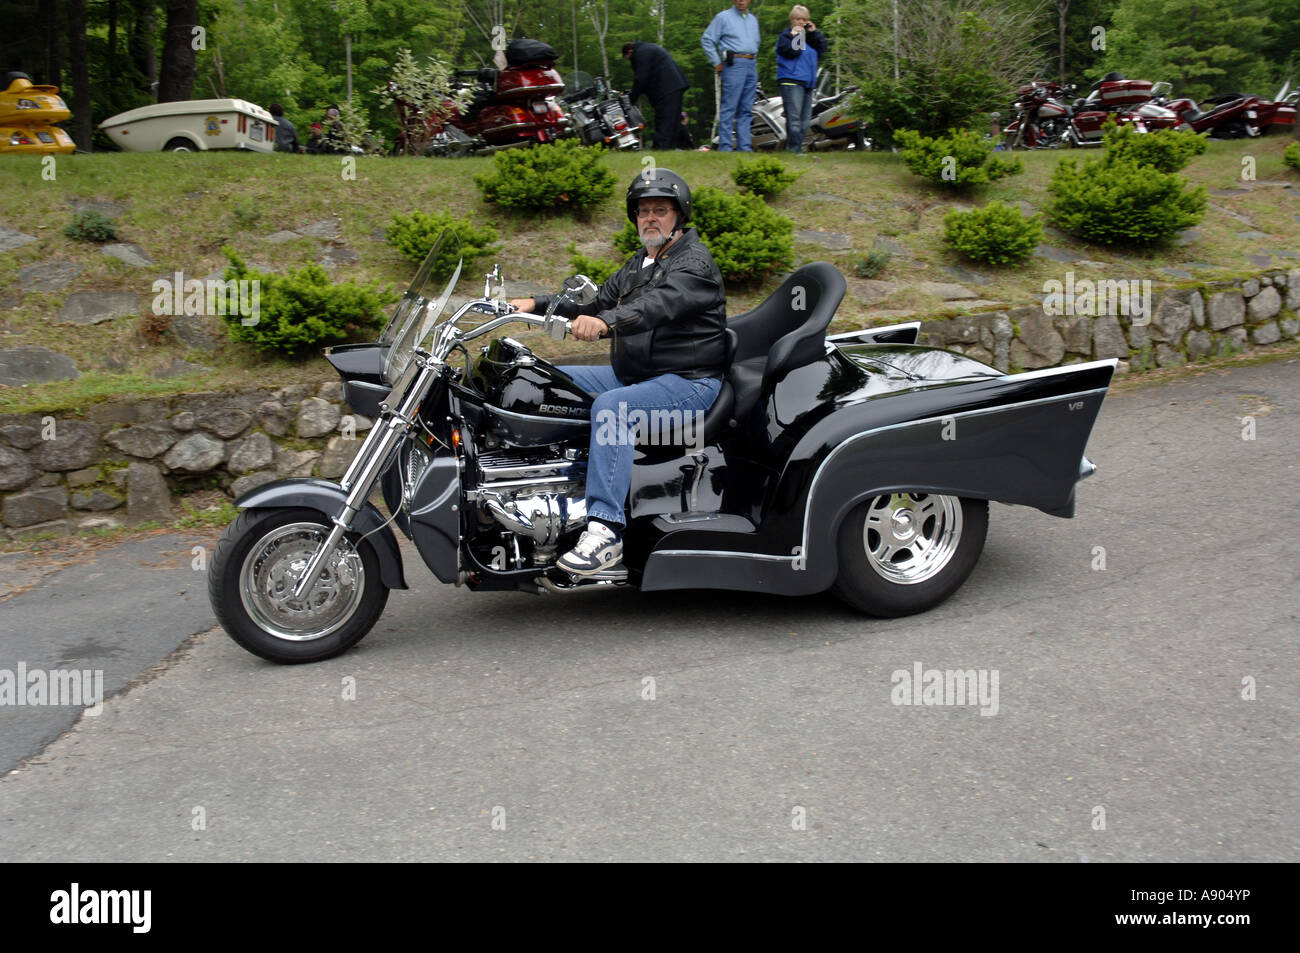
(562, 274), (599, 306)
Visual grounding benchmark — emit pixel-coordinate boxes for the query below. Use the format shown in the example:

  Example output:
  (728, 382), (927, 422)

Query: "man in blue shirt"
(701, 0), (761, 151)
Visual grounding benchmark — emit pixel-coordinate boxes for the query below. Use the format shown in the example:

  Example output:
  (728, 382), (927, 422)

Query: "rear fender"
(234, 478), (408, 589)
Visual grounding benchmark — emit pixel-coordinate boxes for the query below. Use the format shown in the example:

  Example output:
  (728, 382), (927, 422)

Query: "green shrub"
(1046, 155), (1207, 246)
(943, 200), (1043, 265)
(611, 187), (794, 284)
(1285, 142), (1300, 172)
(474, 139), (617, 213)
(221, 248), (397, 355)
(894, 128), (1022, 190)
(385, 210), (499, 277)
(566, 244), (621, 285)
(732, 156), (800, 197)
(231, 198), (262, 229)
(1103, 122), (1207, 173)
(63, 209), (117, 243)
(852, 249), (892, 278)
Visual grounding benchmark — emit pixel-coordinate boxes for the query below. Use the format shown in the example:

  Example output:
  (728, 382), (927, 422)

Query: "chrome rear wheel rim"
(861, 493), (963, 585)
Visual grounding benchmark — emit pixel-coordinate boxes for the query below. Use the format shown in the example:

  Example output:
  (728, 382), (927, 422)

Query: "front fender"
(234, 478), (408, 590)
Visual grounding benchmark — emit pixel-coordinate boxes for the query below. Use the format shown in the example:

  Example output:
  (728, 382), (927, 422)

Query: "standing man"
(776, 6), (827, 154)
(702, 0), (761, 152)
(622, 41), (691, 151)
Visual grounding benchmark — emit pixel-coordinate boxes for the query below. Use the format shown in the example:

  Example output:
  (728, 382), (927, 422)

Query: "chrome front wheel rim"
(239, 522), (365, 642)
(861, 493), (963, 585)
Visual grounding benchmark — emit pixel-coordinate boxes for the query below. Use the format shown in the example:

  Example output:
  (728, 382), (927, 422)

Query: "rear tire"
(209, 507), (389, 664)
(831, 493), (988, 617)
(164, 137), (196, 152)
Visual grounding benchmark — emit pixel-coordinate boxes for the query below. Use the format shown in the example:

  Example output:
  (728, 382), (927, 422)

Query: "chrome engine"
(470, 449), (588, 547)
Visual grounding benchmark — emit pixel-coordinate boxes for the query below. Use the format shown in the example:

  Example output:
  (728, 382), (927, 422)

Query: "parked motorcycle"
(713, 71), (870, 151)
(1003, 77), (1158, 149)
(560, 71), (643, 150)
(1146, 81), (1261, 139)
(1198, 81), (1296, 136)
(208, 231), (1117, 663)
(0, 70), (74, 155)
(395, 39), (568, 157)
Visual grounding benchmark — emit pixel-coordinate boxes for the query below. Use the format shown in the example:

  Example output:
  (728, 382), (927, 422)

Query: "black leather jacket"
(534, 227), (728, 385)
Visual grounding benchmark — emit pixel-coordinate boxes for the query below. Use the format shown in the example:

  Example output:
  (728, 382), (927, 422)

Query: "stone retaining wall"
(2, 269), (1298, 540)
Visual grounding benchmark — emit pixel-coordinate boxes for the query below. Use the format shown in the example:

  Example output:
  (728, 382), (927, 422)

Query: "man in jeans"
(702, 0), (761, 151)
(508, 170), (727, 574)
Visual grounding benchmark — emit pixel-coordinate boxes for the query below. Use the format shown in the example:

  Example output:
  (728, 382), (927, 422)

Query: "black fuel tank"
(470, 337), (593, 447)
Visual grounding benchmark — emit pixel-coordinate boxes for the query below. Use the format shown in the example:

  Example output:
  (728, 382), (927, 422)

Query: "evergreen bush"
(385, 210), (499, 276)
(942, 201), (1043, 265)
(474, 140), (617, 213)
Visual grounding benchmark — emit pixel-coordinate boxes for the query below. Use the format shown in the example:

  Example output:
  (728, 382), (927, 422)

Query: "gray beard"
(640, 227), (673, 252)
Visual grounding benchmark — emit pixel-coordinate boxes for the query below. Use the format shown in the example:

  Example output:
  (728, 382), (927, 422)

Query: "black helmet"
(626, 168), (691, 225)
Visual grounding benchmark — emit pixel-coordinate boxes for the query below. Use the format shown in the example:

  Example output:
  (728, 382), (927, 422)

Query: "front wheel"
(209, 507), (389, 663)
(831, 493), (988, 617)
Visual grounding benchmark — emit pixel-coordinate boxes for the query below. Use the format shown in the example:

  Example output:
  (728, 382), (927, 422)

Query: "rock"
(337, 413), (373, 435)
(274, 384), (314, 403)
(845, 278), (900, 307)
(273, 446), (319, 478)
(942, 264), (991, 286)
(227, 432), (275, 473)
(1206, 291), (1245, 330)
(1241, 278), (1260, 297)
(1160, 268), (1193, 280)
(1189, 291), (1204, 327)
(318, 436), (362, 479)
(1093, 316), (1130, 360)
(1155, 344), (1185, 368)
(1250, 322), (1281, 345)
(0, 224), (38, 252)
(264, 230), (301, 244)
(100, 242), (155, 267)
(977, 312), (1013, 371)
(0, 346), (79, 386)
(1033, 244), (1080, 262)
(919, 281), (978, 301)
(1247, 286), (1281, 321)
(195, 407), (252, 439)
(1174, 228), (1203, 246)
(30, 420), (99, 471)
(318, 245), (360, 267)
(162, 432), (226, 472)
(256, 400), (292, 436)
(1114, 360), (1130, 376)
(57, 291), (141, 326)
(317, 381), (344, 401)
(873, 236), (910, 258)
(1186, 330), (1213, 359)
(71, 488), (123, 511)
(1288, 269), (1300, 311)
(73, 514), (123, 532)
(2, 486), (67, 528)
(109, 469), (129, 490)
(0, 423), (41, 449)
(297, 397), (341, 438)
(35, 473), (61, 487)
(66, 468), (99, 488)
(1061, 317), (1093, 354)
(962, 345), (994, 364)
(0, 446), (36, 491)
(153, 358), (212, 378)
(920, 318), (979, 346)
(127, 462), (172, 524)
(230, 470), (278, 498)
(1226, 327), (1248, 351)
(172, 314), (225, 351)
(1012, 311), (1065, 367)
(1237, 231), (1269, 241)
(1127, 320), (1148, 350)
(69, 198), (128, 219)
(17, 261), (82, 291)
(170, 411), (196, 431)
(1244, 253), (1272, 269)
(9, 519), (72, 539)
(299, 218), (342, 240)
(105, 425), (177, 459)
(1150, 297), (1193, 343)
(794, 229), (852, 250)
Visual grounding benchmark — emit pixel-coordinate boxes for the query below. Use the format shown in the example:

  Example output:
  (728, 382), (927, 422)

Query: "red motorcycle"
(1145, 81), (1261, 138)
(394, 39), (569, 157)
(1199, 81), (1296, 136)
(1003, 78), (1148, 149)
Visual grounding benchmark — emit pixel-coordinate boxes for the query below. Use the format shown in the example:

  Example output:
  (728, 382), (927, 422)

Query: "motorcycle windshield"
(380, 231), (464, 385)
(564, 71), (594, 96)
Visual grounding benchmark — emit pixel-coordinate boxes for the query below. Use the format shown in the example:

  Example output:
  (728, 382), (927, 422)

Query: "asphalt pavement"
(0, 357), (1296, 861)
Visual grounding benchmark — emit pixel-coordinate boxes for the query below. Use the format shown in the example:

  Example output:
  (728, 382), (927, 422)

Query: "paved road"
(1, 358), (1296, 861)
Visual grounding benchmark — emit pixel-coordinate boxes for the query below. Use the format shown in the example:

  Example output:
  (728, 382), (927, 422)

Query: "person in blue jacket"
(775, 5), (827, 154)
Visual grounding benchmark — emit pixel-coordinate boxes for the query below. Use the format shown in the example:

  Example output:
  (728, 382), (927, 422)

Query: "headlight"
(1245, 110), (1257, 118)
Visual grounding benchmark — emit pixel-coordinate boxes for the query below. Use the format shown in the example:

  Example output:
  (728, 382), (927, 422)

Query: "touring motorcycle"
(561, 71), (643, 150)
(209, 233), (1116, 663)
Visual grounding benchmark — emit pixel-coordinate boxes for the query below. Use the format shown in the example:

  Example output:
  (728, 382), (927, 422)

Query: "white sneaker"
(558, 521), (624, 576)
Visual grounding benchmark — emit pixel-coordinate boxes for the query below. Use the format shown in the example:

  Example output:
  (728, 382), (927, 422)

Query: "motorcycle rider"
(508, 170), (727, 574)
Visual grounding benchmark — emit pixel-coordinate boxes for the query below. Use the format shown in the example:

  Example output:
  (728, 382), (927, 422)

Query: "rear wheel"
(164, 137), (195, 152)
(209, 507), (389, 663)
(831, 493), (988, 617)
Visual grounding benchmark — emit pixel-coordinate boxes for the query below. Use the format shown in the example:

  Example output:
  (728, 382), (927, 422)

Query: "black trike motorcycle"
(209, 233), (1115, 663)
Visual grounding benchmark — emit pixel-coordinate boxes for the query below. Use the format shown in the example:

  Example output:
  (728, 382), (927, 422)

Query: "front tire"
(209, 507), (389, 663)
(831, 493), (988, 617)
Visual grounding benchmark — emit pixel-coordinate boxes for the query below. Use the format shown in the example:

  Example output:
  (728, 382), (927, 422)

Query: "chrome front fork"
(290, 361), (438, 600)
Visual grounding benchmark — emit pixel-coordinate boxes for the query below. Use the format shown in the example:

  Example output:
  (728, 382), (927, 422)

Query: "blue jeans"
(718, 58), (758, 151)
(558, 366), (722, 529)
(780, 82), (813, 153)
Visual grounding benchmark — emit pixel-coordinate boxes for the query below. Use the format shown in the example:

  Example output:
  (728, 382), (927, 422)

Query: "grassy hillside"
(2, 137), (1298, 415)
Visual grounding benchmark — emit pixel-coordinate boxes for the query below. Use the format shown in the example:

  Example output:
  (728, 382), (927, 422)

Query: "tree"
(67, 0), (92, 149)
(584, 0), (611, 80)
(157, 0), (199, 102)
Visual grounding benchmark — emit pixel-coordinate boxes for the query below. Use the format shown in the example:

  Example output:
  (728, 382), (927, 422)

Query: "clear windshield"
(380, 231), (464, 385)
(565, 71), (595, 96)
